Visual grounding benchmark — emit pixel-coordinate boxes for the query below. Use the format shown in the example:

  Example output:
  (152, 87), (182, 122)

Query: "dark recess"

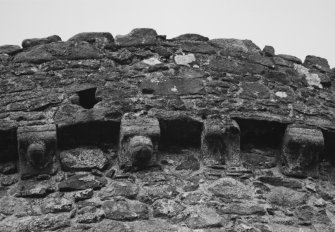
(321, 130), (335, 165)
(0, 128), (18, 162)
(58, 121), (120, 149)
(77, 88), (98, 109)
(158, 117), (203, 149)
(234, 118), (287, 151)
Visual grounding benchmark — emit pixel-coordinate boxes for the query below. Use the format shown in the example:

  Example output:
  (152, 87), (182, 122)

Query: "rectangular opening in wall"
(57, 121), (120, 150)
(158, 116), (203, 150)
(234, 118), (288, 168)
(0, 128), (18, 163)
(321, 130), (335, 165)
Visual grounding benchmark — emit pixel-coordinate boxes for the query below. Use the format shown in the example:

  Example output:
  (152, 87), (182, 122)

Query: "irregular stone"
(127, 220), (179, 232)
(267, 187), (308, 207)
(17, 124), (58, 179)
(115, 28), (158, 46)
(270, 224), (314, 232)
(22, 35), (61, 48)
(88, 219), (132, 232)
(58, 174), (107, 191)
(294, 64), (322, 88)
(13, 44), (54, 63)
(240, 82), (270, 99)
(278, 54), (302, 64)
(178, 66), (207, 79)
(15, 179), (56, 197)
(180, 41), (216, 54)
(174, 53), (196, 66)
(258, 176), (303, 189)
(281, 125), (324, 177)
(14, 41), (102, 63)
(171, 33), (209, 42)
(186, 206), (224, 229)
(0, 162), (17, 174)
(119, 113), (160, 170)
(73, 188), (94, 202)
(175, 155), (200, 171)
(210, 38), (260, 55)
(102, 197), (149, 221)
(68, 32), (114, 43)
(138, 184), (179, 204)
(107, 48), (133, 64)
(0, 213), (70, 232)
(0, 175), (18, 186)
(201, 117), (241, 166)
(42, 195), (73, 213)
(152, 199), (185, 218)
(265, 70), (290, 85)
(99, 181), (139, 200)
(208, 177), (251, 200)
(263, 45), (275, 56)
(242, 151), (277, 169)
(304, 55), (330, 69)
(76, 206), (105, 224)
(219, 203), (266, 215)
(0, 45), (22, 55)
(60, 147), (109, 171)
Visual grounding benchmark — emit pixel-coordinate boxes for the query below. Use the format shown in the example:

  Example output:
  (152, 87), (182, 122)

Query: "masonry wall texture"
(0, 28), (335, 231)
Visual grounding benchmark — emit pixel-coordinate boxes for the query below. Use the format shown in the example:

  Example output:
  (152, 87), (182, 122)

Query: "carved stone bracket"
(281, 124), (324, 178)
(201, 117), (241, 167)
(119, 113), (160, 170)
(17, 124), (58, 179)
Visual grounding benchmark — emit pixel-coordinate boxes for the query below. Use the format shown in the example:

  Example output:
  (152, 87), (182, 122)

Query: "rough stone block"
(281, 125), (324, 178)
(119, 113), (160, 170)
(201, 117), (241, 166)
(17, 124), (58, 179)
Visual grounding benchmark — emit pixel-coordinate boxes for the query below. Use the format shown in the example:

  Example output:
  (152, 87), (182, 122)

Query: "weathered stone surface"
(171, 33), (209, 42)
(175, 155), (200, 171)
(278, 54), (302, 64)
(304, 55), (330, 69)
(210, 38), (260, 55)
(141, 77), (205, 95)
(152, 199), (185, 218)
(258, 176), (303, 189)
(115, 28), (158, 46)
(60, 147), (109, 171)
(99, 181), (139, 200)
(59, 174), (107, 191)
(14, 41), (101, 63)
(281, 125), (324, 178)
(15, 179), (56, 197)
(208, 177), (252, 200)
(68, 32), (114, 43)
(201, 117), (241, 166)
(42, 194), (73, 213)
(263, 45), (275, 56)
(0, 45), (22, 55)
(186, 206), (224, 229)
(22, 35), (61, 48)
(102, 197), (149, 221)
(267, 187), (308, 207)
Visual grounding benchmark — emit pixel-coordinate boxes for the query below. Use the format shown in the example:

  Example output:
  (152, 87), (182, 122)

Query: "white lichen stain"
(142, 57), (161, 66)
(294, 64), (322, 88)
(171, 86), (178, 92)
(275, 91), (288, 98)
(174, 54), (196, 66)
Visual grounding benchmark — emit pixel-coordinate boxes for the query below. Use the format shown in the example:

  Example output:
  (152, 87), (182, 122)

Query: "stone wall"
(0, 28), (335, 231)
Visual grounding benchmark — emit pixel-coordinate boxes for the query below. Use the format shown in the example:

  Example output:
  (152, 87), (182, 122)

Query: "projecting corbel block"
(118, 113), (160, 170)
(201, 117), (241, 166)
(18, 124), (58, 179)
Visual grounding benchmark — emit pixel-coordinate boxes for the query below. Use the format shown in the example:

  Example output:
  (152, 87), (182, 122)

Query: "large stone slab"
(17, 124), (59, 179)
(281, 124), (324, 177)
